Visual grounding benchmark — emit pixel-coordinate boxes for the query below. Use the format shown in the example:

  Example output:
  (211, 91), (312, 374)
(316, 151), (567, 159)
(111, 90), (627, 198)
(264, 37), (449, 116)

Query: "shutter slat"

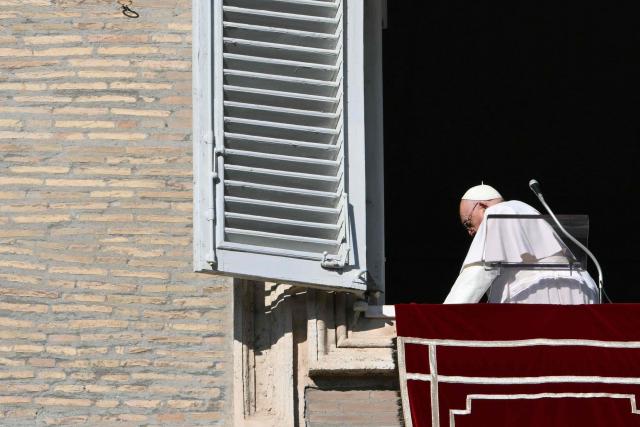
(223, 5), (342, 24)
(224, 101), (340, 128)
(224, 118), (340, 144)
(226, 212), (339, 239)
(225, 164), (339, 191)
(223, 54), (339, 81)
(223, 70), (339, 97)
(225, 180), (338, 207)
(225, 148), (339, 166)
(225, 196), (339, 223)
(224, 22), (339, 49)
(223, 39), (340, 66)
(217, 241), (330, 261)
(225, 148), (340, 176)
(225, 228), (339, 253)
(225, 0), (339, 19)
(225, 133), (338, 159)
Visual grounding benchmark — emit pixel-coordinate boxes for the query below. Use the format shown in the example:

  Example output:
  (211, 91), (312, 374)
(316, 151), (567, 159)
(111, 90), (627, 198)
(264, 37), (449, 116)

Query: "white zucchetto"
(461, 184), (502, 201)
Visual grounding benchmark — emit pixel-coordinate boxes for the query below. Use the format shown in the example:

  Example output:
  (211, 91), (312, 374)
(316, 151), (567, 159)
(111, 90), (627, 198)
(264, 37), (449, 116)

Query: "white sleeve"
(443, 265), (498, 304)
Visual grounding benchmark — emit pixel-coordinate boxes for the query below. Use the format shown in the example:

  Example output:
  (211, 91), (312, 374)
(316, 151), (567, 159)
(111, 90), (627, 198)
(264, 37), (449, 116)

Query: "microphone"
(528, 179), (607, 303)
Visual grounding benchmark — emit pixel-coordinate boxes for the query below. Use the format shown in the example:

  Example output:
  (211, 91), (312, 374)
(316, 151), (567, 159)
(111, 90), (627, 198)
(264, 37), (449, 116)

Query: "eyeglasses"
(461, 202), (480, 231)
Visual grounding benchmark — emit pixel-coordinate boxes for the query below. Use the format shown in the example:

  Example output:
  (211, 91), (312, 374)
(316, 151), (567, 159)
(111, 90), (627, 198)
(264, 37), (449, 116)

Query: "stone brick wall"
(306, 388), (403, 427)
(0, 0), (232, 425)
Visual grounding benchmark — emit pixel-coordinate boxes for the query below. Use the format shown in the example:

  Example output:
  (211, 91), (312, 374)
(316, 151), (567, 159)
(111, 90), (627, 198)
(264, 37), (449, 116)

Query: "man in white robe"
(444, 184), (598, 304)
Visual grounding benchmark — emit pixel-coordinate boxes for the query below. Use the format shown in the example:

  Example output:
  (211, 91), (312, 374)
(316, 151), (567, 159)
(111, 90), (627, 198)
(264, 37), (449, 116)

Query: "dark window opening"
(383, 2), (640, 303)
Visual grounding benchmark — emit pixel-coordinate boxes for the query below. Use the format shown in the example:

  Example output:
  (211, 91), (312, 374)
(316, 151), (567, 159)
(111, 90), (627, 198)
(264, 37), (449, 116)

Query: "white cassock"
(444, 200), (598, 304)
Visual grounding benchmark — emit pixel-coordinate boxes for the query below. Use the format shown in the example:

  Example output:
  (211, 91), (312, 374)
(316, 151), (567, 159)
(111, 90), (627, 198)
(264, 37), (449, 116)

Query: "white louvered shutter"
(194, 0), (372, 291)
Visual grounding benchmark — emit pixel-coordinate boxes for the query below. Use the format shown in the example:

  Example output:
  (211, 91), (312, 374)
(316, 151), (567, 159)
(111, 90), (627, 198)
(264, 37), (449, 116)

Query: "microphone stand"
(529, 180), (608, 303)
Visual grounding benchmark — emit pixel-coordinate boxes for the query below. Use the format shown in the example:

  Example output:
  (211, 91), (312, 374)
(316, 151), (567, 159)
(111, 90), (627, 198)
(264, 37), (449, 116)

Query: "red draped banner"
(395, 304), (640, 427)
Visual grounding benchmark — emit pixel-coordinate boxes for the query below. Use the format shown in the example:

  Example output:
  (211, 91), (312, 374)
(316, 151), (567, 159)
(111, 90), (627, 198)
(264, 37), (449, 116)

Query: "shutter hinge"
(212, 146), (225, 182)
(321, 192), (351, 270)
(320, 243), (350, 269)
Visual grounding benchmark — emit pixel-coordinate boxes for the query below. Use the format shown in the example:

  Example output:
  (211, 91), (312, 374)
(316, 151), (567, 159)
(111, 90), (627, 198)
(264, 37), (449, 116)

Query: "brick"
(85, 384), (114, 393)
(168, 23), (191, 31)
(64, 294), (106, 303)
(29, 358), (56, 367)
(101, 374), (129, 382)
(53, 384), (83, 393)
(14, 70), (76, 79)
(0, 48), (32, 57)
(167, 400), (203, 409)
(110, 107), (171, 117)
(0, 191), (26, 199)
(0, 272), (42, 285)
(37, 371), (66, 380)
(10, 166), (70, 174)
(0, 83), (46, 92)
(125, 400), (161, 408)
(50, 82), (109, 90)
(0, 396), (32, 404)
(98, 46), (159, 55)
(55, 120), (114, 128)
(33, 47), (93, 57)
(157, 413), (186, 423)
(0, 302), (48, 313)
(102, 246), (163, 258)
(0, 120), (20, 128)
(76, 167), (131, 176)
(68, 320), (128, 329)
(96, 400), (119, 408)
(68, 59), (130, 67)
(35, 397), (92, 407)
(0, 177), (43, 185)
(3, 60), (58, 70)
(76, 281), (136, 293)
(53, 107), (109, 115)
(105, 179), (164, 189)
(87, 34), (148, 43)
(0, 371), (34, 379)
(78, 214), (134, 222)
(0, 259), (46, 270)
(170, 323), (221, 332)
(45, 179), (106, 187)
(77, 70), (137, 79)
(13, 344), (45, 353)
(88, 132), (146, 140)
(107, 295), (165, 305)
(0, 384), (47, 393)
(138, 60), (190, 70)
(0, 357), (25, 367)
(13, 96), (72, 103)
(159, 96), (191, 105)
(75, 95), (136, 103)
(111, 270), (170, 280)
(52, 304), (112, 314)
(13, 214), (70, 223)
(49, 266), (107, 276)
(136, 214), (190, 223)
(152, 34), (183, 43)
(0, 288), (57, 299)
(110, 82), (172, 90)
(23, 35), (83, 45)
(89, 190), (134, 198)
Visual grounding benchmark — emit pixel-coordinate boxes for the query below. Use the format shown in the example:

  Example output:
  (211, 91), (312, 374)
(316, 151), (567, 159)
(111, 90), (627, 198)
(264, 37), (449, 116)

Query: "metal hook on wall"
(117, 0), (139, 18)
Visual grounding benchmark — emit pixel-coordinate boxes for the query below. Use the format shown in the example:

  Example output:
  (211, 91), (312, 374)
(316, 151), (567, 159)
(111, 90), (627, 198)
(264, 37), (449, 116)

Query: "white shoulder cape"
(461, 200), (565, 269)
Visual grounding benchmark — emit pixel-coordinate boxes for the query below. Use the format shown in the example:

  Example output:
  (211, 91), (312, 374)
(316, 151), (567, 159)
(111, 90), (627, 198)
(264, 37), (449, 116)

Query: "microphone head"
(529, 179), (542, 196)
